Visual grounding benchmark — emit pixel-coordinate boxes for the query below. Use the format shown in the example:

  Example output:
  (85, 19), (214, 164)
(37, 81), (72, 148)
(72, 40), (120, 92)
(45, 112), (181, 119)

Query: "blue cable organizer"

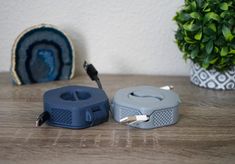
(37, 61), (109, 129)
(44, 85), (109, 129)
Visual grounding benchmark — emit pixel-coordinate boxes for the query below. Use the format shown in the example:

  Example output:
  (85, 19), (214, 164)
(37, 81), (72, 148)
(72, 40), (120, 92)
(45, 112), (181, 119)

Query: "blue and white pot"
(190, 63), (235, 90)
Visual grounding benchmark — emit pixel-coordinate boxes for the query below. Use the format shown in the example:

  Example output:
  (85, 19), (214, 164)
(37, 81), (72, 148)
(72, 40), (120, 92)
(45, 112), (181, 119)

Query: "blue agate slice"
(11, 24), (75, 85)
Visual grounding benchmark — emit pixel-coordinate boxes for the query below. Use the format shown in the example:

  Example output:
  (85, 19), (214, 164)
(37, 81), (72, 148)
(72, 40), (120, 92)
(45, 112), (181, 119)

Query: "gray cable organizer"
(111, 86), (181, 129)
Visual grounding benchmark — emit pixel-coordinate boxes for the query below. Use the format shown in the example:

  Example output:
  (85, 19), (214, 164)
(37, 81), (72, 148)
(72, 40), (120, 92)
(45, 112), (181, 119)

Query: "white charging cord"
(119, 85), (174, 125)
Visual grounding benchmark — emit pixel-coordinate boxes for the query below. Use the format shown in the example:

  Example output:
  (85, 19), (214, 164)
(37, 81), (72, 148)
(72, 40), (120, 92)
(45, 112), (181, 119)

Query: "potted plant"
(174, 0), (235, 90)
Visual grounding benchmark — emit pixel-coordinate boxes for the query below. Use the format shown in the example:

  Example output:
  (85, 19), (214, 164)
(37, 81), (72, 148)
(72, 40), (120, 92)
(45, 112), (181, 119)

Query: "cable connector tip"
(35, 111), (50, 127)
(160, 85), (174, 90)
(35, 120), (39, 127)
(83, 61), (103, 89)
(83, 61), (88, 70)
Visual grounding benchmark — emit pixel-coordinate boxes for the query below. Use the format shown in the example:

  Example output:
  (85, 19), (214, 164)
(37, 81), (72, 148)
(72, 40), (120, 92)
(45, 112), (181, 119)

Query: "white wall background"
(0, 0), (189, 75)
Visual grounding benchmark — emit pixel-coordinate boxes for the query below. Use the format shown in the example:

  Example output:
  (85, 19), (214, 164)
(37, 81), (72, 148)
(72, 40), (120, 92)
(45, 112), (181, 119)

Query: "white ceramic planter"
(190, 63), (235, 90)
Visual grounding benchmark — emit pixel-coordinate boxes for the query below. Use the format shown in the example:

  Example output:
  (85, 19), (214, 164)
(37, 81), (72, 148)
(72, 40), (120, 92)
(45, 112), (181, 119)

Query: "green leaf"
(222, 25), (234, 41)
(202, 37), (210, 43)
(220, 11), (230, 18)
(220, 58), (225, 64)
(214, 47), (219, 53)
(196, 0), (203, 8)
(183, 22), (193, 31)
(205, 12), (220, 21)
(228, 18), (235, 26)
(182, 43), (186, 51)
(210, 57), (218, 64)
(229, 50), (235, 54)
(191, 48), (199, 59)
(220, 2), (228, 11)
(190, 12), (200, 19)
(206, 41), (213, 54)
(194, 31), (202, 40)
(184, 36), (197, 44)
(183, 21), (200, 31)
(202, 3), (211, 12)
(202, 57), (210, 69)
(203, 8), (211, 12)
(220, 47), (228, 56)
(202, 2), (208, 10)
(200, 43), (205, 49)
(208, 23), (216, 32)
(220, 11), (226, 18)
(191, 1), (197, 10)
(202, 63), (209, 69)
(174, 12), (191, 22)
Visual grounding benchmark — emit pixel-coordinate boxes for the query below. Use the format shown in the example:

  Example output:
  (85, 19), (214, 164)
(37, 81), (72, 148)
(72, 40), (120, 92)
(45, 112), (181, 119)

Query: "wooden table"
(0, 72), (234, 164)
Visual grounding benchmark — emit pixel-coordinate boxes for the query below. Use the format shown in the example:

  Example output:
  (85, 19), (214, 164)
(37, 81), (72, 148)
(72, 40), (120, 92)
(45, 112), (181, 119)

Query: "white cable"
(120, 115), (149, 124)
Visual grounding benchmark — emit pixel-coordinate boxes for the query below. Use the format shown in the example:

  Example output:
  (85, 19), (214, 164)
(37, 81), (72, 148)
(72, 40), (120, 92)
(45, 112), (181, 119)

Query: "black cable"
(83, 61), (103, 89)
(96, 78), (103, 89)
(36, 111), (50, 127)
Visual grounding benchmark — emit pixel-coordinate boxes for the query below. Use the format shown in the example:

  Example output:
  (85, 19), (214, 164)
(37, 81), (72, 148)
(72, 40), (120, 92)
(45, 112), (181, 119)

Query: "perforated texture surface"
(152, 108), (174, 127)
(120, 106), (141, 118)
(49, 108), (72, 125)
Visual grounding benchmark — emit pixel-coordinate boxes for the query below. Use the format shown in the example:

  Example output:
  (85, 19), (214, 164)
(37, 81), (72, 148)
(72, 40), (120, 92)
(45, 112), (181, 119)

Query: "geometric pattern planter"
(190, 63), (235, 90)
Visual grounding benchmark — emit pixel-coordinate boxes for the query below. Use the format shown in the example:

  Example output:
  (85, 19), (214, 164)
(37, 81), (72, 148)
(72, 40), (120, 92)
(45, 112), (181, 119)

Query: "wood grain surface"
(0, 72), (234, 164)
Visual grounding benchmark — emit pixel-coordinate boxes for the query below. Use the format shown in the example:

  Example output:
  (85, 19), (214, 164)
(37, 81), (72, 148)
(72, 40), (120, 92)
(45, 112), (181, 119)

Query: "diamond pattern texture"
(50, 108), (72, 125)
(152, 108), (174, 127)
(120, 106), (141, 118)
(190, 63), (235, 90)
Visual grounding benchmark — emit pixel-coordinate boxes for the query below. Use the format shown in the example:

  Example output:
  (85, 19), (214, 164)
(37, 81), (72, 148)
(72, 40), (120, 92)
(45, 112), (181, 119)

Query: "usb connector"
(120, 115), (149, 124)
(83, 61), (103, 89)
(36, 111), (50, 127)
(160, 85), (174, 90)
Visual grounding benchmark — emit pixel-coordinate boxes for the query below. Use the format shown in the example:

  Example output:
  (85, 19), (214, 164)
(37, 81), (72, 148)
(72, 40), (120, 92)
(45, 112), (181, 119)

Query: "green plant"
(174, 0), (235, 72)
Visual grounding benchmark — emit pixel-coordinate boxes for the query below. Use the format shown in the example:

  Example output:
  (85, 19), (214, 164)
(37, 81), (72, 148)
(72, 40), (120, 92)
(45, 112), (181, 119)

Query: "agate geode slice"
(11, 24), (75, 85)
